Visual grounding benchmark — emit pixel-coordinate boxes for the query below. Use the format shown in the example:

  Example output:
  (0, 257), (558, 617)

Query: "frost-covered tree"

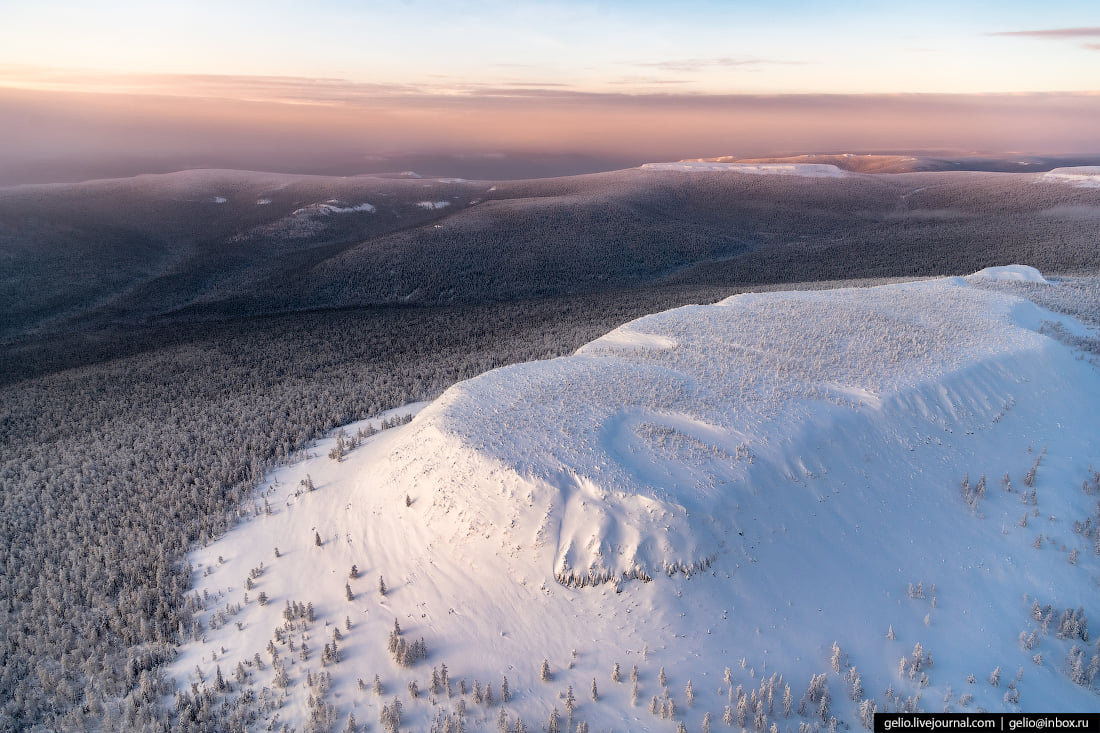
(858, 699), (876, 729)
(431, 667), (442, 695)
(591, 678), (599, 701)
(611, 662), (621, 683)
(846, 667), (863, 701)
(540, 659), (552, 682)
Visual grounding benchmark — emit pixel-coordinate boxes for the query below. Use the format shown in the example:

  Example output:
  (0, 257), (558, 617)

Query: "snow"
(417, 200), (451, 210)
(172, 268), (1100, 730)
(242, 199), (377, 240)
(968, 265), (1050, 284)
(213, 196), (227, 204)
(293, 200), (376, 216)
(641, 162), (849, 178)
(1040, 167), (1100, 188)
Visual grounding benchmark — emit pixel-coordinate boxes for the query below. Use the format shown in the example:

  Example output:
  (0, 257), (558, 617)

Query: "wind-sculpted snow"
(376, 275), (1061, 586)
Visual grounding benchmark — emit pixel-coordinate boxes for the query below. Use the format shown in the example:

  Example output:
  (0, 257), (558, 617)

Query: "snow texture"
(417, 200), (452, 210)
(174, 268), (1100, 730)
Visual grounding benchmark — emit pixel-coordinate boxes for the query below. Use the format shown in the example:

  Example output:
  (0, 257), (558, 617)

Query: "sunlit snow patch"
(641, 161), (849, 178)
(968, 264), (1050, 284)
(295, 199), (376, 215)
(576, 325), (678, 354)
(416, 200), (451, 210)
(1040, 166), (1100, 188)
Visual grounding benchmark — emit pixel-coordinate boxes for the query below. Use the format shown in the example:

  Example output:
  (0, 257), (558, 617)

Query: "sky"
(1, 1), (1098, 182)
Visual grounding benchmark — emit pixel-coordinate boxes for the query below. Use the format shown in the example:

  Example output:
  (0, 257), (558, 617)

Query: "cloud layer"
(1, 84), (1098, 185)
(990, 27), (1100, 38)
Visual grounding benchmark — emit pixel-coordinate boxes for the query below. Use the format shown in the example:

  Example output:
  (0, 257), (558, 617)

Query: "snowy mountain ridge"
(173, 267), (1100, 731)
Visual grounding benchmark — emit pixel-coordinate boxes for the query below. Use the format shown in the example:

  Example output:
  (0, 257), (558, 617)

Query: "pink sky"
(1, 2), (1098, 182)
(2, 84), (1098, 184)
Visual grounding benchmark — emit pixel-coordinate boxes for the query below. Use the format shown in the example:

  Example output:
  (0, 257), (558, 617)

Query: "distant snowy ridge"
(641, 161), (849, 177)
(1041, 167), (1100, 188)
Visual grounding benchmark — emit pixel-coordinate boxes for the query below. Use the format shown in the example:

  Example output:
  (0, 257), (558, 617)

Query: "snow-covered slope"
(172, 268), (1100, 731)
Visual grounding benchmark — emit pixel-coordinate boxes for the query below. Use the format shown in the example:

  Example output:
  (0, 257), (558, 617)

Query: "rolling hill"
(3, 164), (1100, 347)
(171, 266), (1100, 731)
